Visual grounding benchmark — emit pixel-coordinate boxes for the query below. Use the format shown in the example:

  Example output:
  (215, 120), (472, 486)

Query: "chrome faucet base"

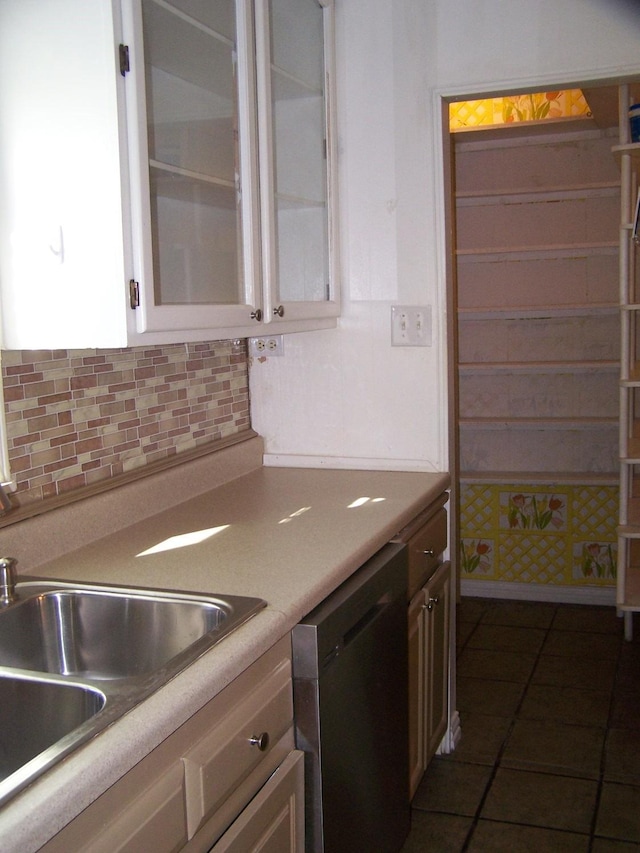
(0, 557), (18, 606)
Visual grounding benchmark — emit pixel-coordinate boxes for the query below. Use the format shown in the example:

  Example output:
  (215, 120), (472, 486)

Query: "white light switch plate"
(391, 305), (432, 346)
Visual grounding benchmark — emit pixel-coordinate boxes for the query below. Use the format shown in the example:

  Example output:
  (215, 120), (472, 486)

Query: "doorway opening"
(445, 81), (637, 605)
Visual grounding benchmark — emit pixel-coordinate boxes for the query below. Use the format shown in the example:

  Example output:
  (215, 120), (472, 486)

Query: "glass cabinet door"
(256, 0), (339, 323)
(123, 0), (262, 334)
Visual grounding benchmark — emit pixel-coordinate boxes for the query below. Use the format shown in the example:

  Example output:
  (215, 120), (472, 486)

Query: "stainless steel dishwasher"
(291, 542), (409, 853)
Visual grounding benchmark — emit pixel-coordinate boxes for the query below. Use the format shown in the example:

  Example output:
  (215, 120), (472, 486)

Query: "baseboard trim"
(460, 579), (616, 606)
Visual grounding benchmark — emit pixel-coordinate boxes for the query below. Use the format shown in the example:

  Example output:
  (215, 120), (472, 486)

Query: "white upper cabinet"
(0, 0), (338, 349)
(123, 0), (263, 336)
(0, 0), (130, 349)
(255, 0), (339, 324)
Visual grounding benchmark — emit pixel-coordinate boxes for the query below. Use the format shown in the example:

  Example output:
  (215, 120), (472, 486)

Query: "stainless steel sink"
(0, 579), (266, 806)
(0, 583), (250, 679)
(0, 673), (105, 784)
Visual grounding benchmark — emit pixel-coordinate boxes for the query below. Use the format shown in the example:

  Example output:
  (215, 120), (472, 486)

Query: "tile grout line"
(460, 601), (560, 850)
(587, 621), (625, 851)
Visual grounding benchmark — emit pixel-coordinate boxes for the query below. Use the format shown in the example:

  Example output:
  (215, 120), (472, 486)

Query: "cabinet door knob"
(422, 548), (435, 557)
(273, 305), (285, 317)
(249, 732), (270, 751)
(250, 309), (263, 322)
(426, 596), (439, 611)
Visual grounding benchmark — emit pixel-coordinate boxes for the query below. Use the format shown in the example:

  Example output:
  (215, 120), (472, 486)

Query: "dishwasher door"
(291, 542), (409, 853)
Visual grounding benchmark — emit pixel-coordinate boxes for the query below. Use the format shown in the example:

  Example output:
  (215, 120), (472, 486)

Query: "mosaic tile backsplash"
(2, 340), (250, 507)
(460, 483), (617, 588)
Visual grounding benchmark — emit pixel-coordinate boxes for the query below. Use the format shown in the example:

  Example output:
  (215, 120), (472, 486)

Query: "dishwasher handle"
(319, 595), (389, 671)
(342, 596), (389, 649)
(292, 543), (407, 680)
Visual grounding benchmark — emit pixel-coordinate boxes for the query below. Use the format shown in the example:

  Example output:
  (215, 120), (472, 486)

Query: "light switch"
(391, 305), (432, 346)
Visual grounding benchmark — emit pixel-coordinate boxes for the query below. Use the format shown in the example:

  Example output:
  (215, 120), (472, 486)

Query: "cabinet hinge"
(129, 279), (140, 309)
(119, 44), (130, 77)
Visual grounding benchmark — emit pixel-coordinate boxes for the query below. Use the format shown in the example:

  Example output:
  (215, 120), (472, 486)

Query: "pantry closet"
(452, 90), (622, 601)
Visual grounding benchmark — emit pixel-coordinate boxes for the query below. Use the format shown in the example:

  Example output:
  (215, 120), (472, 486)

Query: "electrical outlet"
(249, 335), (285, 357)
(390, 305), (432, 347)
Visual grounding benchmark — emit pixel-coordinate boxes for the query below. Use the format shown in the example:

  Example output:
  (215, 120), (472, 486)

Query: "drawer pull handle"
(426, 596), (439, 611)
(422, 549), (435, 557)
(249, 732), (270, 751)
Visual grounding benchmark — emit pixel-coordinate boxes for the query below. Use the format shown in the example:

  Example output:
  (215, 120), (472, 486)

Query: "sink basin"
(0, 579), (266, 806)
(0, 585), (243, 679)
(0, 673), (105, 783)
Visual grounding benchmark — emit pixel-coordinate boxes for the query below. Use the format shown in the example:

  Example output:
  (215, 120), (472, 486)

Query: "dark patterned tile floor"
(401, 598), (640, 852)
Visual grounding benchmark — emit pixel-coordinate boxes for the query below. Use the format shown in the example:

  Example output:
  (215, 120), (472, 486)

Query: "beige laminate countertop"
(0, 458), (449, 852)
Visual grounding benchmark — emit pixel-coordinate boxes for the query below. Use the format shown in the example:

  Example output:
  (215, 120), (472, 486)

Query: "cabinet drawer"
(183, 657), (293, 838)
(41, 762), (187, 853)
(403, 509), (448, 598)
(211, 750), (305, 852)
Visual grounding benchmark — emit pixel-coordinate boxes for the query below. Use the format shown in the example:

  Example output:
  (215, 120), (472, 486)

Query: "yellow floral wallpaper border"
(450, 89), (590, 130)
(460, 483), (617, 587)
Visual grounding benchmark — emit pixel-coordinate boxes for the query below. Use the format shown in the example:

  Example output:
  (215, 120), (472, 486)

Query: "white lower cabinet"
(393, 494), (451, 800)
(407, 562), (451, 798)
(407, 589), (427, 797)
(40, 636), (304, 853)
(422, 561), (451, 764)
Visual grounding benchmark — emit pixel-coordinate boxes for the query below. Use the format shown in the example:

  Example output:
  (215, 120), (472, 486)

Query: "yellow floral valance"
(450, 90), (590, 131)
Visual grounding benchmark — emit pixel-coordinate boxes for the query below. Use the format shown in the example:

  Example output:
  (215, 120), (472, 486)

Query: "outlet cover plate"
(249, 335), (285, 357)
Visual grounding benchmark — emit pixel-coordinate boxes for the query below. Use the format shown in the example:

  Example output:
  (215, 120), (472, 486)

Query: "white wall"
(250, 0), (640, 472)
